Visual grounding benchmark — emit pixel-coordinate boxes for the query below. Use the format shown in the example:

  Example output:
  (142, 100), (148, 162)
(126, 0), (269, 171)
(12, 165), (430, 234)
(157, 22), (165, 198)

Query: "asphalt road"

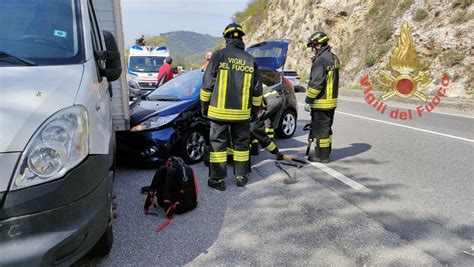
(77, 93), (474, 266)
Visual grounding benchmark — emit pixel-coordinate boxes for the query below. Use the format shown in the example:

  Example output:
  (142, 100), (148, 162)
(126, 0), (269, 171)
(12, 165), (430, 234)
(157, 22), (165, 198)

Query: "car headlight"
(11, 106), (89, 190)
(131, 114), (179, 132)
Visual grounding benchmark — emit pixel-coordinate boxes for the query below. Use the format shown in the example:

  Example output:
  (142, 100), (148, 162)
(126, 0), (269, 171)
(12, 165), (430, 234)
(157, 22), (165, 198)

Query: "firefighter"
(304, 32), (340, 163)
(250, 87), (284, 159)
(200, 23), (262, 191)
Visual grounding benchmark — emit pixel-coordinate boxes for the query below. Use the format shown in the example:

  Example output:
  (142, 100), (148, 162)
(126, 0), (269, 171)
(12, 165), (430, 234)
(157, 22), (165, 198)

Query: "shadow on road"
(330, 143), (372, 161)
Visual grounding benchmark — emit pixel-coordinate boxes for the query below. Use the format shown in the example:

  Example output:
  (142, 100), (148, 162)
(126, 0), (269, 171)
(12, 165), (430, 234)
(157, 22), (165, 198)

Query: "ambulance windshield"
(129, 56), (166, 73)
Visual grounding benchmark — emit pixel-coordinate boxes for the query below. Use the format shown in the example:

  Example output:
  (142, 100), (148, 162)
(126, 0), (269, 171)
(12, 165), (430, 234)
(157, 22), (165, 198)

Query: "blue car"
(117, 39), (299, 165)
(117, 71), (208, 165)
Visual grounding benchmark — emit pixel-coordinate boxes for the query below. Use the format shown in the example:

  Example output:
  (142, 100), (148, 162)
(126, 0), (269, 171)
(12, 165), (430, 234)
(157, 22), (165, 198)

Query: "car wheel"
(179, 129), (207, 164)
(88, 202), (114, 257)
(276, 109), (297, 138)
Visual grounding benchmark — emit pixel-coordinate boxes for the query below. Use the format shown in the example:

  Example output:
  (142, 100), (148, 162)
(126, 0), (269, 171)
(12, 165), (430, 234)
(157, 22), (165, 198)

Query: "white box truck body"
(0, 0), (128, 264)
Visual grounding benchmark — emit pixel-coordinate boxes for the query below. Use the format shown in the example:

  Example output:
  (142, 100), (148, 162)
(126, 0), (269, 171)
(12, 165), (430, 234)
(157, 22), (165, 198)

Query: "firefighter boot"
(235, 175), (248, 187)
(309, 137), (323, 162)
(208, 178), (226, 191)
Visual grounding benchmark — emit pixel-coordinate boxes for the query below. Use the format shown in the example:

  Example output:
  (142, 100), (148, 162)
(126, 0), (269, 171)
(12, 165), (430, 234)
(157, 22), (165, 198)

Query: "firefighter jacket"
(305, 45), (340, 110)
(200, 39), (262, 122)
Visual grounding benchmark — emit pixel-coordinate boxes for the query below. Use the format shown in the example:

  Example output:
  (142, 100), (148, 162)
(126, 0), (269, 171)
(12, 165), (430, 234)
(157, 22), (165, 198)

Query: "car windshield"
(0, 0), (83, 66)
(129, 56), (166, 72)
(148, 71), (203, 101)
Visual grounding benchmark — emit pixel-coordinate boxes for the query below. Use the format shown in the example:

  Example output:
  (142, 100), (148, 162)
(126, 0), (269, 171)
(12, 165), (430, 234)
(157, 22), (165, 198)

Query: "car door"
(246, 39), (291, 71)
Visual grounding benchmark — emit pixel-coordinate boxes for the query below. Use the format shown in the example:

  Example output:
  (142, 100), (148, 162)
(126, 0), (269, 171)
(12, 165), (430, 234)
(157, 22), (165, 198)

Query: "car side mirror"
(95, 31), (122, 82)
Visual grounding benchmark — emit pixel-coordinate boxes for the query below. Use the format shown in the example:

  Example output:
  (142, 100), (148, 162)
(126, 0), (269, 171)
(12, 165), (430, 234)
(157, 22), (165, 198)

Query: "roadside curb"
(339, 88), (474, 114)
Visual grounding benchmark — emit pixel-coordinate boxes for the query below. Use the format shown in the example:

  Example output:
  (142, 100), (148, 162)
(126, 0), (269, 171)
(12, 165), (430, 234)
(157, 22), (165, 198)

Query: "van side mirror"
(95, 31), (122, 82)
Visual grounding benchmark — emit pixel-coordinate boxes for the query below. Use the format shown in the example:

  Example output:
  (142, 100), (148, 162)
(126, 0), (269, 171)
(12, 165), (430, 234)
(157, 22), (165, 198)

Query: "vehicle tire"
(276, 109), (297, 139)
(88, 203), (113, 258)
(179, 129), (207, 165)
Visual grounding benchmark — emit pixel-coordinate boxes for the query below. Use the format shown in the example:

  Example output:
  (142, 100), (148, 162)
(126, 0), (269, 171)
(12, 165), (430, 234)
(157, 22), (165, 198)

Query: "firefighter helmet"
(223, 22), (245, 38)
(307, 32), (329, 47)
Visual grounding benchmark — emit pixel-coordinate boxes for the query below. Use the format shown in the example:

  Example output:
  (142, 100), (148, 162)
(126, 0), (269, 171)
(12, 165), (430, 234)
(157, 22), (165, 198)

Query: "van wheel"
(88, 203), (114, 257)
(179, 129), (207, 165)
(276, 109), (297, 139)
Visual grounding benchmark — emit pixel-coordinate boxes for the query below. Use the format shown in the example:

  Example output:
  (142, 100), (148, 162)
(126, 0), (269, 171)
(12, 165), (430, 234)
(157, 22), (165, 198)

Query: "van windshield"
(129, 56), (166, 73)
(0, 0), (83, 66)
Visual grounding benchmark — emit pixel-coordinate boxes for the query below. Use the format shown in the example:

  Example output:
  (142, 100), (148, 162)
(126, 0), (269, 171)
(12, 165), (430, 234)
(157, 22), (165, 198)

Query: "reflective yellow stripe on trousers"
(314, 136), (332, 148)
(265, 142), (276, 152)
(233, 150), (249, 162)
(210, 151), (227, 163)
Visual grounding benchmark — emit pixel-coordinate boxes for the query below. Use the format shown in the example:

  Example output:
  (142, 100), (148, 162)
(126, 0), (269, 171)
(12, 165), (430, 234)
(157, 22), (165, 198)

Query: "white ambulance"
(127, 45), (170, 97)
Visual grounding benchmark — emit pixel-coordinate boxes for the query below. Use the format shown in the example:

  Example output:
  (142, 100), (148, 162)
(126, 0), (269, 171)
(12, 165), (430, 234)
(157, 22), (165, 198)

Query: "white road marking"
(338, 96), (474, 119)
(308, 162), (370, 191)
(336, 111), (474, 143)
(297, 103), (474, 143)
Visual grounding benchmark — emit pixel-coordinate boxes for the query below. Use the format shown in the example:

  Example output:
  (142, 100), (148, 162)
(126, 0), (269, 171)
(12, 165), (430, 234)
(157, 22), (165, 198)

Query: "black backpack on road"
(144, 157), (198, 232)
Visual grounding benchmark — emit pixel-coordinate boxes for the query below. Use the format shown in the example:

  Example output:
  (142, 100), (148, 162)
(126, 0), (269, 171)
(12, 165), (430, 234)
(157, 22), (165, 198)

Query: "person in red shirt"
(201, 51), (213, 71)
(156, 57), (173, 87)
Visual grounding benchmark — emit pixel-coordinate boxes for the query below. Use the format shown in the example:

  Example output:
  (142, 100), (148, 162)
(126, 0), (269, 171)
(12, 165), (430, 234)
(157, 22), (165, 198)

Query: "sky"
(121, 0), (248, 45)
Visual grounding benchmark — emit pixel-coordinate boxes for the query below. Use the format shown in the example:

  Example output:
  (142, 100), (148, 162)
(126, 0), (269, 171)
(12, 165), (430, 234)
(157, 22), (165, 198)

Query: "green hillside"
(161, 31), (220, 59)
(161, 31), (221, 69)
(124, 31), (221, 69)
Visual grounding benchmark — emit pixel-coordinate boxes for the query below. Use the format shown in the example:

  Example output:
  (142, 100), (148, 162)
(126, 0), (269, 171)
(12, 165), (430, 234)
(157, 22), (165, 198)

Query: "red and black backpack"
(144, 156), (198, 233)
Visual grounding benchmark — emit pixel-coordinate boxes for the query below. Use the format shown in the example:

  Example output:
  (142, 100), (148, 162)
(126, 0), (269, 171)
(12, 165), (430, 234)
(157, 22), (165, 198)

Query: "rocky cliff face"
(241, 0), (473, 97)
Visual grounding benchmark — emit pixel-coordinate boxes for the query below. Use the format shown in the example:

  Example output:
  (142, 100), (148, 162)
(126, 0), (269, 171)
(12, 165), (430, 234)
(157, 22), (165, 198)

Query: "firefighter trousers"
(209, 120), (250, 178)
(311, 109), (335, 160)
(250, 119), (278, 154)
(264, 119), (274, 139)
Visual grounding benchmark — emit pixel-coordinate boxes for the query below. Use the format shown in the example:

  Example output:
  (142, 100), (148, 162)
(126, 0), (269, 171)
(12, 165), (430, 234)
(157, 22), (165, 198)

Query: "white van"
(127, 44), (170, 97)
(0, 0), (128, 265)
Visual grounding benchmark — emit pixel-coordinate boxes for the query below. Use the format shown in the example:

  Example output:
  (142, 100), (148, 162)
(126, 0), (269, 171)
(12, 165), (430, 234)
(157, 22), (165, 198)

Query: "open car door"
(246, 39), (291, 71)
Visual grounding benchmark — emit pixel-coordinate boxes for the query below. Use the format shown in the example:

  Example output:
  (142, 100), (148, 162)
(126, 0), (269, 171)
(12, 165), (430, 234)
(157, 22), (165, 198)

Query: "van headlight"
(11, 106), (89, 190)
(130, 114), (179, 132)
